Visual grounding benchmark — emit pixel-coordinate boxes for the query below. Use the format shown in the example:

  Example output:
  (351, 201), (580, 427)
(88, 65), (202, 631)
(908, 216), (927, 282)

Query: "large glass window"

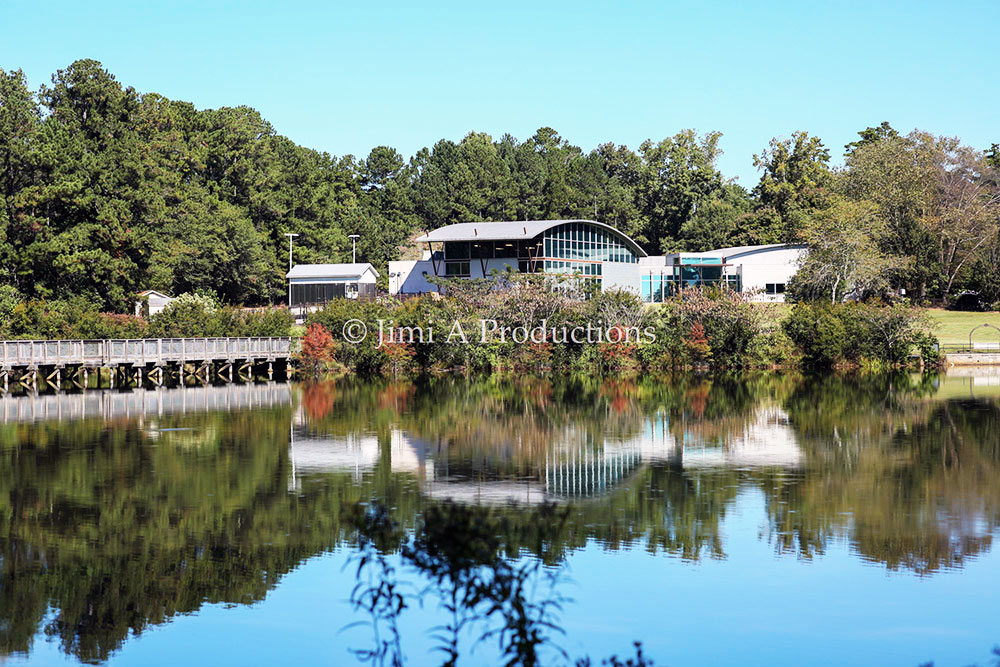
(471, 242), (492, 259)
(539, 223), (638, 264)
(493, 241), (517, 258)
(444, 241), (470, 260)
(445, 262), (470, 277)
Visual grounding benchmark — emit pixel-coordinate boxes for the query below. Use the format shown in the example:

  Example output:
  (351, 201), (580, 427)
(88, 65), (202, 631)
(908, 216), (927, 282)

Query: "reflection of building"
(288, 416), (433, 489)
(679, 407), (803, 468)
(388, 219), (805, 302)
(287, 406), (804, 502)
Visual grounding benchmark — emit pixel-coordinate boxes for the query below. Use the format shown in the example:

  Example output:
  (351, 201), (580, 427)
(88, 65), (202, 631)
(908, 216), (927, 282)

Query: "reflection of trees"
(0, 407), (420, 663)
(2, 372), (999, 662)
(772, 375), (1000, 575)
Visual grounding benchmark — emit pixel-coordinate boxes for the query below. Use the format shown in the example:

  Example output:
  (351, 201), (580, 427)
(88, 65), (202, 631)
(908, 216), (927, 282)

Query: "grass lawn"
(924, 309), (1000, 346)
(650, 301), (1000, 347)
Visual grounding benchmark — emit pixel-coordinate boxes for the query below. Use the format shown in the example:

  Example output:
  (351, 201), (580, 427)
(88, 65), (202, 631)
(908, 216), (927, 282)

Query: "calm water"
(1, 371), (999, 666)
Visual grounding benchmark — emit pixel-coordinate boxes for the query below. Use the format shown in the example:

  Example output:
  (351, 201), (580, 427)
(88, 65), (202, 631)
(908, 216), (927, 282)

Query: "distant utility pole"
(284, 233), (299, 308)
(348, 234), (360, 263)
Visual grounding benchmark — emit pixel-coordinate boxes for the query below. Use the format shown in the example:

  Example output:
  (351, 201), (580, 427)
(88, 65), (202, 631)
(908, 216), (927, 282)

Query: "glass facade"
(439, 222), (639, 281)
(541, 222), (638, 265)
(640, 266), (741, 303)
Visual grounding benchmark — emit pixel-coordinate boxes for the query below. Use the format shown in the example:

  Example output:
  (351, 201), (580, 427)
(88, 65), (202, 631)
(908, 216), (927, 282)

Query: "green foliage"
(306, 298), (394, 375)
(2, 61), (997, 315)
(844, 121), (899, 157)
(642, 288), (766, 369)
(744, 131), (833, 243)
(788, 197), (901, 303)
(1, 296), (147, 339)
(148, 293), (292, 338)
(783, 302), (936, 367)
(0, 285), (21, 337)
(0, 61), (399, 310)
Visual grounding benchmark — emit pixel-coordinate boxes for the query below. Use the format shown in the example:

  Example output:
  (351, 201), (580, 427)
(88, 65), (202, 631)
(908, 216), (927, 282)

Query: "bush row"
(299, 275), (807, 377)
(0, 288), (294, 340)
(783, 301), (938, 367)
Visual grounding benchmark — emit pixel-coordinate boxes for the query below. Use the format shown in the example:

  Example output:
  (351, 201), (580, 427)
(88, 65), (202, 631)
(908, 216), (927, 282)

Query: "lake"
(1, 370), (999, 666)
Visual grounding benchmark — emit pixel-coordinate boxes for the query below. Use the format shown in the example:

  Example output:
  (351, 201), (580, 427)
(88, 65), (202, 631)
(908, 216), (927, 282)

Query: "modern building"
(389, 219), (646, 295)
(286, 263), (379, 308)
(639, 243), (808, 303)
(388, 220), (805, 302)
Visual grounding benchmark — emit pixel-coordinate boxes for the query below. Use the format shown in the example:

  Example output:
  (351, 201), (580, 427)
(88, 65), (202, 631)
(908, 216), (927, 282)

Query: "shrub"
(298, 323), (340, 377)
(783, 301), (936, 367)
(149, 292), (221, 337)
(783, 303), (847, 366)
(639, 288), (764, 369)
(2, 297), (147, 340)
(684, 321), (712, 363)
(306, 298), (392, 375)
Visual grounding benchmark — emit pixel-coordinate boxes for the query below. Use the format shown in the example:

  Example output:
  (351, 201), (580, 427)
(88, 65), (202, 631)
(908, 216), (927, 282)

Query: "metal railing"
(0, 337), (297, 367)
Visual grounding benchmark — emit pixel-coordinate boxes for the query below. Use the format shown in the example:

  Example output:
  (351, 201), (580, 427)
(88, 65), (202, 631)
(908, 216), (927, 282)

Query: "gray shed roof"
(286, 263), (380, 279)
(413, 220), (647, 257)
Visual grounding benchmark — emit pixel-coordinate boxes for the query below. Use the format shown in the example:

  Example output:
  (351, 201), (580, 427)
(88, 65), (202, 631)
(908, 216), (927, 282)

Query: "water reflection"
(0, 371), (998, 663)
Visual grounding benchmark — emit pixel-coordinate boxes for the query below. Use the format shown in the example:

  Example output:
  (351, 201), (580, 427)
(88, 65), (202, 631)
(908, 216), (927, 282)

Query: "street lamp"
(348, 234), (360, 263)
(283, 233), (299, 307)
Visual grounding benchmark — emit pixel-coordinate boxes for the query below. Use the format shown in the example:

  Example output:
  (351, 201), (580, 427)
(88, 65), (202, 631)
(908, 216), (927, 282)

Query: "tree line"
(2, 61), (999, 312)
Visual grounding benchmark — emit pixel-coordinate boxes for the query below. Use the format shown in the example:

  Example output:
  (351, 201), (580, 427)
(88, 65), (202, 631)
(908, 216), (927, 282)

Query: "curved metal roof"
(413, 219), (648, 257)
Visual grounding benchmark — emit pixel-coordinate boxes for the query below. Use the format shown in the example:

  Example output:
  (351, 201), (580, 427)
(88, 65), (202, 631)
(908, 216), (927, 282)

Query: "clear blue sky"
(2, 0), (998, 186)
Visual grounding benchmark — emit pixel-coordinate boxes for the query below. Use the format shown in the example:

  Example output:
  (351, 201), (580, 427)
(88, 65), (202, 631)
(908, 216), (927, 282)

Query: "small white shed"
(135, 290), (174, 317)
(285, 263), (379, 307)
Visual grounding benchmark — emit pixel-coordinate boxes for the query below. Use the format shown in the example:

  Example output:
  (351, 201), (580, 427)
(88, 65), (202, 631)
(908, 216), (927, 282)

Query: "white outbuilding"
(285, 263), (379, 308)
(135, 290), (174, 317)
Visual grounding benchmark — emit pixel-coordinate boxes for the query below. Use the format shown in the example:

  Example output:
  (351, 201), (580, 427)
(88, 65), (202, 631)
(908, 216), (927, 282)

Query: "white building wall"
(148, 295), (173, 315)
(389, 258), (528, 294)
(731, 246), (806, 302)
(601, 262), (642, 294)
(389, 260), (438, 294)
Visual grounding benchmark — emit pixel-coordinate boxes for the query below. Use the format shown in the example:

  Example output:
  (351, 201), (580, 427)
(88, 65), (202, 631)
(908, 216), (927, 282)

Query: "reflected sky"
(1, 371), (999, 665)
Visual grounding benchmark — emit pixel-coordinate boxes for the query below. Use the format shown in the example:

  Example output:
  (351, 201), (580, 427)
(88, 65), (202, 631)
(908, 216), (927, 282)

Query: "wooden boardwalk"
(0, 337), (297, 391)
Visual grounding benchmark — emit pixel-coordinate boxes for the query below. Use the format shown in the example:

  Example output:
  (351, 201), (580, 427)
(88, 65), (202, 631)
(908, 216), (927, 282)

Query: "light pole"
(283, 233), (299, 307)
(348, 234), (360, 263)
